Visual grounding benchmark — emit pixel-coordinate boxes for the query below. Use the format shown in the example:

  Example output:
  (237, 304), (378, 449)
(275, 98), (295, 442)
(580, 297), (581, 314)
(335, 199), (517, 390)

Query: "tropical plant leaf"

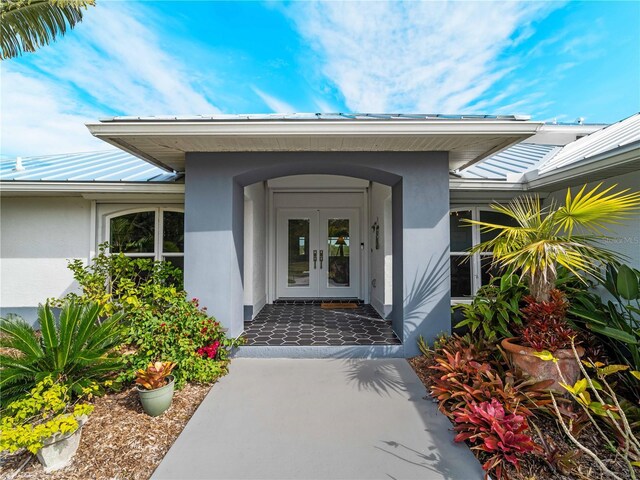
(587, 323), (637, 344)
(466, 184), (640, 301)
(616, 264), (639, 301)
(38, 303), (58, 353)
(568, 306), (608, 326)
(0, 317), (43, 359)
(0, 0), (96, 60)
(0, 300), (123, 406)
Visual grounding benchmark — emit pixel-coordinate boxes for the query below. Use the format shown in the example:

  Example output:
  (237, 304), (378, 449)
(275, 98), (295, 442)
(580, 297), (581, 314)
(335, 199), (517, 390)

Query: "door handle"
(319, 250), (324, 269)
(313, 250), (317, 269)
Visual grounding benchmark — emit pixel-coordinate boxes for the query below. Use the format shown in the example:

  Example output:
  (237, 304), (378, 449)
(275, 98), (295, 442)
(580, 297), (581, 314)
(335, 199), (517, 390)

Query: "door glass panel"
(327, 219), (350, 287)
(288, 219), (310, 287)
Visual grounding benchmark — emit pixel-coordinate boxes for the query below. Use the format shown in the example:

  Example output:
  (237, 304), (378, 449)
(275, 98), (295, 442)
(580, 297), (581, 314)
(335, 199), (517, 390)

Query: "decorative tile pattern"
(244, 303), (401, 346)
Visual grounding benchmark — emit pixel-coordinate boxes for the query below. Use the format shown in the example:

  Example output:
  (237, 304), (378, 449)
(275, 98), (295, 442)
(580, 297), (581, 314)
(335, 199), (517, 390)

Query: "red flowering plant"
(56, 246), (244, 389)
(453, 399), (541, 479)
(123, 295), (243, 388)
(197, 340), (221, 359)
(519, 290), (581, 352)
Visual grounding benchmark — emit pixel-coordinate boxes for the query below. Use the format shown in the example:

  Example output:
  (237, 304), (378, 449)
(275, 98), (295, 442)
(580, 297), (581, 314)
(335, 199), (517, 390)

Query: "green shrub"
(123, 295), (241, 388)
(454, 272), (526, 340)
(0, 301), (123, 406)
(58, 243), (183, 316)
(0, 376), (94, 454)
(60, 244), (242, 388)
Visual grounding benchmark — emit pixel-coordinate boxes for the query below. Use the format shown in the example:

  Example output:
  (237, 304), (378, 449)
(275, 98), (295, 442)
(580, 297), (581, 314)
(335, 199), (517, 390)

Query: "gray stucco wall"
(184, 152), (451, 356)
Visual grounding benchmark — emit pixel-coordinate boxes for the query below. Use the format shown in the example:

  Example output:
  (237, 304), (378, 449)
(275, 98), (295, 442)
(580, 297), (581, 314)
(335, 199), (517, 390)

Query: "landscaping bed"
(0, 248), (241, 478)
(409, 355), (635, 480)
(0, 383), (211, 480)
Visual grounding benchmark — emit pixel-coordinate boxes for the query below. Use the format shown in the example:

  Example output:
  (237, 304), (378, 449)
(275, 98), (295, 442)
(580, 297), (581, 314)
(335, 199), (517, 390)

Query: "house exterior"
(1, 113), (639, 357)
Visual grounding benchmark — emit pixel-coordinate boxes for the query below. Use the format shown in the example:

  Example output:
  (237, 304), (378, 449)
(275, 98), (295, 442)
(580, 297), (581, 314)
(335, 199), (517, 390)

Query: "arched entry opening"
(184, 151), (451, 356)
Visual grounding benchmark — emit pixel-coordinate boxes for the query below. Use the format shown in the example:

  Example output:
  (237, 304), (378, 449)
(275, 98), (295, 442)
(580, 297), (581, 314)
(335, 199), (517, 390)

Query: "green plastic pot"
(136, 375), (175, 417)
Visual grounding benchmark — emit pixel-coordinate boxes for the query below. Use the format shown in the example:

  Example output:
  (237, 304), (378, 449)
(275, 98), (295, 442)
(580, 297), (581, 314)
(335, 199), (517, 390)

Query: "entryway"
(276, 208), (360, 298)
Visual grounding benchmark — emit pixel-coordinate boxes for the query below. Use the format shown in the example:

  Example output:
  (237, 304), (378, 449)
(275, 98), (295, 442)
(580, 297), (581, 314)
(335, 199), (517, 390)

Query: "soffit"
(86, 120), (541, 173)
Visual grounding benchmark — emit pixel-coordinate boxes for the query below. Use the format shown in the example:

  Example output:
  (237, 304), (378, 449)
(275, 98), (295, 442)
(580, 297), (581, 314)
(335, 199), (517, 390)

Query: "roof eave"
(86, 119), (542, 173)
(527, 140), (640, 190)
(0, 181), (185, 195)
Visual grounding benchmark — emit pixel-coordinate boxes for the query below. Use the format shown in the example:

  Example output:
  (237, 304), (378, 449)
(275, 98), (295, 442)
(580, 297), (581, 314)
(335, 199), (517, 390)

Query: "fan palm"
(467, 184), (640, 302)
(1, 0), (95, 60)
(0, 301), (123, 406)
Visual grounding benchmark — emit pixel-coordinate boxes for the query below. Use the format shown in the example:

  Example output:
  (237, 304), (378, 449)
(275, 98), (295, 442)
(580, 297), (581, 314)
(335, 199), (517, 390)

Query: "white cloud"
(252, 87), (296, 113)
(1, 69), (107, 156)
(286, 1), (561, 113)
(1, 2), (218, 156)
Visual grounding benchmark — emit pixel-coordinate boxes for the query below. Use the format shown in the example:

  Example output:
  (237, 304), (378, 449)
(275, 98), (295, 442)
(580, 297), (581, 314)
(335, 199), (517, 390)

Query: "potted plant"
(0, 377), (94, 472)
(135, 361), (176, 417)
(501, 290), (584, 391)
(466, 184), (640, 388)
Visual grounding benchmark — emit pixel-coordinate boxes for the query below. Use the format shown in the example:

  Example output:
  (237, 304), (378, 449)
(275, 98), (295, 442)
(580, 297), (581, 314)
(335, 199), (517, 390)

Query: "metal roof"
(538, 113), (640, 174)
(101, 112), (531, 122)
(459, 142), (561, 180)
(0, 150), (180, 182)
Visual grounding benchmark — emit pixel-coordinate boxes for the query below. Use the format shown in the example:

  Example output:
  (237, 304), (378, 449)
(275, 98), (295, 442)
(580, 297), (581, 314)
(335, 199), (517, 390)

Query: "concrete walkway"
(152, 359), (484, 480)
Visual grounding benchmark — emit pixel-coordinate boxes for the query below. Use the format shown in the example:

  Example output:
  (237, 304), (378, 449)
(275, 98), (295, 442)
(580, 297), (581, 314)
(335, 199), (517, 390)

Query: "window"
(107, 208), (184, 270)
(450, 207), (518, 298)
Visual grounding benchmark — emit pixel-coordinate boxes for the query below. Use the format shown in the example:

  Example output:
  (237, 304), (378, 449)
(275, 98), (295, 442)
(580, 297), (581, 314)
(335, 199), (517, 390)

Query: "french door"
(276, 208), (360, 298)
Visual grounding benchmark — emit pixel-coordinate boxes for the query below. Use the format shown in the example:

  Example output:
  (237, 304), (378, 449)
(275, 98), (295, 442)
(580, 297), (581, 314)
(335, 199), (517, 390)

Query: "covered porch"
(87, 114), (541, 356)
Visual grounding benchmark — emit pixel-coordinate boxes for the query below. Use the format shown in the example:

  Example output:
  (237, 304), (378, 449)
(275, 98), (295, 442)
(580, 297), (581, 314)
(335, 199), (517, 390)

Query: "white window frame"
(450, 206), (502, 300)
(104, 207), (184, 263)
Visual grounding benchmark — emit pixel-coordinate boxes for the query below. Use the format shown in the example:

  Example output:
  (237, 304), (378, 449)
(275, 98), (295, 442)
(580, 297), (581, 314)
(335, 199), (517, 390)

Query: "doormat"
(320, 302), (358, 309)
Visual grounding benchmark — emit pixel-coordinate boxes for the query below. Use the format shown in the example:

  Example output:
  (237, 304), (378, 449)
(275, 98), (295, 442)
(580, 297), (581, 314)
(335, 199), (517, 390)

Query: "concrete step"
(233, 344), (405, 358)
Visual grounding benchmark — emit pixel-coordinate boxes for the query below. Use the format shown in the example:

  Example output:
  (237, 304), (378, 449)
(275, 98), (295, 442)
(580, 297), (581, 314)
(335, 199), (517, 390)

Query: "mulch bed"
(409, 356), (636, 480)
(0, 383), (211, 480)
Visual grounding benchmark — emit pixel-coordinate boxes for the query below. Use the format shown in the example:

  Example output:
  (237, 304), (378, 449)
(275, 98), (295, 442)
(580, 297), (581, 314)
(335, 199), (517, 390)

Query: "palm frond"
(0, 317), (43, 359)
(38, 302), (58, 353)
(0, 300), (123, 406)
(0, 0), (95, 60)
(554, 183), (640, 236)
(57, 301), (82, 370)
(464, 184), (640, 301)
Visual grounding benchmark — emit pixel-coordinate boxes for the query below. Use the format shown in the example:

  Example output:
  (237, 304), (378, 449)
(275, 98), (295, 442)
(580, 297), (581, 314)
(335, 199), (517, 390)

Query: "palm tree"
(1, 0), (95, 60)
(467, 184), (640, 302)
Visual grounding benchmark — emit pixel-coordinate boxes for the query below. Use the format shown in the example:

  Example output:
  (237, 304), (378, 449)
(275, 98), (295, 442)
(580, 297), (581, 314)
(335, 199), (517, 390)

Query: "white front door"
(276, 208), (360, 298)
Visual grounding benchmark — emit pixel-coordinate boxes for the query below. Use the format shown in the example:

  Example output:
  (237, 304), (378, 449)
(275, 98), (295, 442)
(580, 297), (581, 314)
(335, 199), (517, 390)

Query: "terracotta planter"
(501, 338), (584, 393)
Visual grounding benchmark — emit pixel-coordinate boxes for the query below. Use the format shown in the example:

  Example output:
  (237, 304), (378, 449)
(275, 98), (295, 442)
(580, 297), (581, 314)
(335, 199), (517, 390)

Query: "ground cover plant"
(0, 376), (94, 456)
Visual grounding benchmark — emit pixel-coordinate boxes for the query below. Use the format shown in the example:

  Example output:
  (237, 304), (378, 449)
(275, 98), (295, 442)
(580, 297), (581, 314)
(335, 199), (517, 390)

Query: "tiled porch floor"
(244, 301), (401, 346)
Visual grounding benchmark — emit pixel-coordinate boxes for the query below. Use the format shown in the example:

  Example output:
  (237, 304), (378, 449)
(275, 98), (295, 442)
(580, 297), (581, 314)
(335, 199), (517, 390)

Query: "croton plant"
(135, 361), (176, 390)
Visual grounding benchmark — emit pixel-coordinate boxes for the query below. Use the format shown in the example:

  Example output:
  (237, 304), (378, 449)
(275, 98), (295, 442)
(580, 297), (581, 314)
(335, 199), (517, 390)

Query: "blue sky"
(1, 0), (639, 156)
